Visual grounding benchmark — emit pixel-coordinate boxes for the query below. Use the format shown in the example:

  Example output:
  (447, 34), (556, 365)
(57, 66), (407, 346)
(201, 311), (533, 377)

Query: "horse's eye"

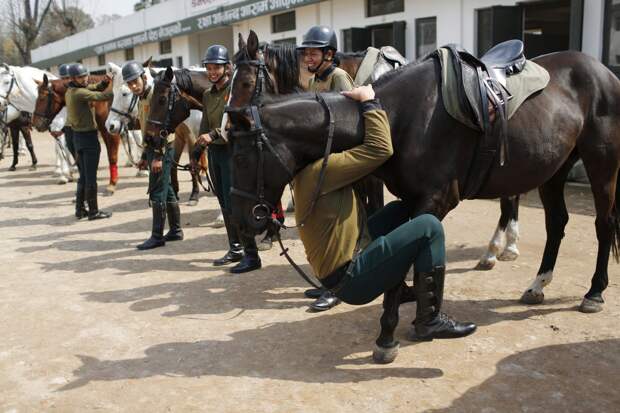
(122, 92), (128, 97)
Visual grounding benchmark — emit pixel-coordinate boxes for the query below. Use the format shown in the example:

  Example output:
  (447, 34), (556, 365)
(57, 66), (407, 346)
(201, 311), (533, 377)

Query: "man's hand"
(341, 85), (375, 102)
(151, 159), (163, 173)
(196, 132), (213, 148)
(137, 158), (148, 170)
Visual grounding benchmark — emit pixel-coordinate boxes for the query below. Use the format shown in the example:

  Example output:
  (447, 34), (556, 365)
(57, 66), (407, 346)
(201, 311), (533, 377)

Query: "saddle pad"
(354, 47), (381, 85)
(437, 48), (550, 129)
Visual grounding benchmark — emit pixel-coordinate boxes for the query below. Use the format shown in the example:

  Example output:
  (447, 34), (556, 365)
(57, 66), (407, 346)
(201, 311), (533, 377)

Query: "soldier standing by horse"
(193, 45), (262, 274)
(122, 61), (184, 250)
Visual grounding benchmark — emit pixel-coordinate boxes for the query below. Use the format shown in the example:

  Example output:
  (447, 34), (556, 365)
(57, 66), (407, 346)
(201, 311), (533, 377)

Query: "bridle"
(147, 79), (189, 138)
(0, 72), (16, 104)
(110, 93), (139, 129)
(33, 83), (57, 124)
(226, 53), (335, 228)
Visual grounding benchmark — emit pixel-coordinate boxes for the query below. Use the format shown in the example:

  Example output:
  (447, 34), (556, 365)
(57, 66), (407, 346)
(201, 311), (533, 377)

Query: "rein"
(110, 93), (139, 123)
(33, 84), (55, 122)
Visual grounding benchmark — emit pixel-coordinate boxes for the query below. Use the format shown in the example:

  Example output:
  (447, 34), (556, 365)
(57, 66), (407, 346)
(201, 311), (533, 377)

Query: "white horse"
(0, 64), (75, 182)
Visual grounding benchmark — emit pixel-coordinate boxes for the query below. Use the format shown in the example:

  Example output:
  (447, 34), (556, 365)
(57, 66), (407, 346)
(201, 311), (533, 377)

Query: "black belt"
(321, 261), (353, 295)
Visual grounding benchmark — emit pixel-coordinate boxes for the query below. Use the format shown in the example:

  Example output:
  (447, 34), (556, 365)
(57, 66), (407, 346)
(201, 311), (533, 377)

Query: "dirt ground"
(1, 133), (619, 412)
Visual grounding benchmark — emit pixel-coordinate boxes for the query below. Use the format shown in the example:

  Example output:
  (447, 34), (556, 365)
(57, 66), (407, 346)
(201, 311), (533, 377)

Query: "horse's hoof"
(135, 170), (148, 177)
(106, 184), (116, 195)
(475, 258), (496, 271)
(213, 214), (225, 228)
(8, 165), (16, 171)
(372, 342), (399, 364)
(520, 288), (544, 305)
(52, 168), (61, 177)
(579, 297), (604, 313)
(57, 177), (69, 185)
(499, 247), (520, 261)
(29, 165), (37, 171)
(187, 199), (198, 207)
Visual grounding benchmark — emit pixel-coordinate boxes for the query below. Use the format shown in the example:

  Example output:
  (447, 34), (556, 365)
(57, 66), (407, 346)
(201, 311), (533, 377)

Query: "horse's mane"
(370, 53), (434, 88)
(264, 43), (300, 94)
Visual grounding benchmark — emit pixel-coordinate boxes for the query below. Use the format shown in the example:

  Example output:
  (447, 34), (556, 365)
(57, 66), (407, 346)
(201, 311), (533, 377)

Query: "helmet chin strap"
(308, 49), (332, 74)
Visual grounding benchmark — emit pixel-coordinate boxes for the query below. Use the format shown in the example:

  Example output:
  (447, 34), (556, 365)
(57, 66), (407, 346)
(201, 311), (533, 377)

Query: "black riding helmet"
(297, 26), (338, 51)
(58, 63), (71, 79)
(68, 63), (88, 77)
(122, 60), (145, 83)
(202, 45), (230, 65)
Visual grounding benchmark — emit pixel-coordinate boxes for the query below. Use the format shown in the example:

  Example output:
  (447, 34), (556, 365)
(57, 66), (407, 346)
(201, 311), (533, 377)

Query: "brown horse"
(31, 74), (121, 193)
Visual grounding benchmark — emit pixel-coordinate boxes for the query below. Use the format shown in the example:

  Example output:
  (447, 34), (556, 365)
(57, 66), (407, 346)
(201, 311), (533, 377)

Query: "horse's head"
(106, 62), (138, 134)
(0, 66), (15, 111)
(32, 74), (64, 132)
(227, 31), (275, 129)
(146, 67), (191, 139)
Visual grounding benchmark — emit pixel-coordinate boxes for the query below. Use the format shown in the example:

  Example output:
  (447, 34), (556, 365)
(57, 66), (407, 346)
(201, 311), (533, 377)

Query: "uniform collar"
(210, 79), (230, 94)
(315, 64), (336, 82)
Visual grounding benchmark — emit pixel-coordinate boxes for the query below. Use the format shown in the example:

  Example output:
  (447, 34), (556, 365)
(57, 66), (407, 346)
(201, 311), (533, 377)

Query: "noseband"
(0, 73), (16, 102)
(110, 93), (139, 126)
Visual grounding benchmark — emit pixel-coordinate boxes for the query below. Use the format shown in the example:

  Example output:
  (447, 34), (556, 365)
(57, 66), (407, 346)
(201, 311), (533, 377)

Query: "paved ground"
(1, 134), (619, 412)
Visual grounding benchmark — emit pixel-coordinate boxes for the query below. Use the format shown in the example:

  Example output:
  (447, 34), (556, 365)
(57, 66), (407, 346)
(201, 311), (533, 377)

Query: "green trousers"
(146, 146), (177, 204)
(334, 200), (445, 305)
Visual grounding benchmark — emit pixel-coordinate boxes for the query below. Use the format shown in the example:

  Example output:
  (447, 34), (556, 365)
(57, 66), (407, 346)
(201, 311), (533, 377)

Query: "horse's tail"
(612, 169), (620, 262)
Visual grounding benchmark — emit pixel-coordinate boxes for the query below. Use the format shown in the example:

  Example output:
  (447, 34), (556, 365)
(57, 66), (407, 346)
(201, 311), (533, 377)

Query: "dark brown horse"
(31, 74), (121, 193)
(227, 49), (620, 361)
(231, 31), (520, 270)
(0, 109), (37, 170)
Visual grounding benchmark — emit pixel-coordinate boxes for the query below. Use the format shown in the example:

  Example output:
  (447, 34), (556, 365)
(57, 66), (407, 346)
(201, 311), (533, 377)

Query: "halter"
(33, 84), (56, 123)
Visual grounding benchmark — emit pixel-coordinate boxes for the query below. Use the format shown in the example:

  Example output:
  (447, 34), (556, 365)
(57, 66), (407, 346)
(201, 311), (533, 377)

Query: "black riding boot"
(75, 183), (88, 219)
(310, 290), (341, 312)
(230, 233), (262, 274)
(86, 188), (112, 220)
(163, 201), (184, 242)
(408, 266), (477, 341)
(213, 212), (244, 266)
(137, 202), (166, 250)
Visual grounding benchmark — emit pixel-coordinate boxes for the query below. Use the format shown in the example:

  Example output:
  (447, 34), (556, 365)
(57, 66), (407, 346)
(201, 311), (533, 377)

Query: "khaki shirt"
(199, 82), (230, 145)
(293, 109), (393, 278)
(65, 81), (112, 132)
(308, 67), (355, 93)
(137, 87), (174, 147)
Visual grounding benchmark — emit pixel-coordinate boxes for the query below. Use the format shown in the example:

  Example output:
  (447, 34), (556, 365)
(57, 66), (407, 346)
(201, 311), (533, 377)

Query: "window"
(125, 48), (134, 61)
(160, 39), (172, 55)
(272, 11), (295, 33)
(367, 0), (404, 17)
(415, 17), (436, 58)
(98, 54), (105, 66)
(272, 37), (297, 45)
(604, 0), (620, 72)
(177, 56), (183, 68)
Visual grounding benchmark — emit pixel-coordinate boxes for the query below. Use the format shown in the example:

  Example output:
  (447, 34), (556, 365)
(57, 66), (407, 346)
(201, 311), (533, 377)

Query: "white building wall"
(582, 0), (605, 59)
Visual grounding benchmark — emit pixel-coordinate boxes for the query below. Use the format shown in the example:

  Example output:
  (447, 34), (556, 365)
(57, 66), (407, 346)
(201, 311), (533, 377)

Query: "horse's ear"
(164, 66), (174, 81)
(42, 74), (49, 86)
(238, 32), (246, 52)
(0, 63), (9, 72)
(143, 57), (152, 68)
(247, 30), (259, 59)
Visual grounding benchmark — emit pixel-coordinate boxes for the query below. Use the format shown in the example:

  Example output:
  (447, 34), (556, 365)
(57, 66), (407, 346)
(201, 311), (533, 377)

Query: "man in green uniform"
(65, 63), (112, 220)
(297, 25), (355, 311)
(294, 84), (476, 343)
(193, 45), (261, 274)
(122, 61), (184, 250)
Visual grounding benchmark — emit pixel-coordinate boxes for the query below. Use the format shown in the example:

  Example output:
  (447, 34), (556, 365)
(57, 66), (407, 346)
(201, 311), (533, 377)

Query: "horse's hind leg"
(478, 196), (520, 270)
(577, 156), (620, 313)
(521, 156), (577, 305)
(8, 125), (19, 170)
(21, 127), (37, 170)
(100, 132), (120, 193)
(373, 283), (403, 364)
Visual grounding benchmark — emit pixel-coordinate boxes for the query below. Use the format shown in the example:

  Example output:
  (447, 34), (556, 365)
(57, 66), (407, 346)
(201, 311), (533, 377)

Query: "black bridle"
(33, 84), (56, 124)
(110, 93), (139, 129)
(147, 79), (185, 138)
(0, 72), (16, 103)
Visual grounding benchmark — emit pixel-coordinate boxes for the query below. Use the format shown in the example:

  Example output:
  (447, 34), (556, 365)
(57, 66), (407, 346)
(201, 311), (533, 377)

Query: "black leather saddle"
(436, 40), (526, 199)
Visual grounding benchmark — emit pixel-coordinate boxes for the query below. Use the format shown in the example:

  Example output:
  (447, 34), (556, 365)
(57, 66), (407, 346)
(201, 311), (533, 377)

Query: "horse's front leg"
(373, 283), (403, 364)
